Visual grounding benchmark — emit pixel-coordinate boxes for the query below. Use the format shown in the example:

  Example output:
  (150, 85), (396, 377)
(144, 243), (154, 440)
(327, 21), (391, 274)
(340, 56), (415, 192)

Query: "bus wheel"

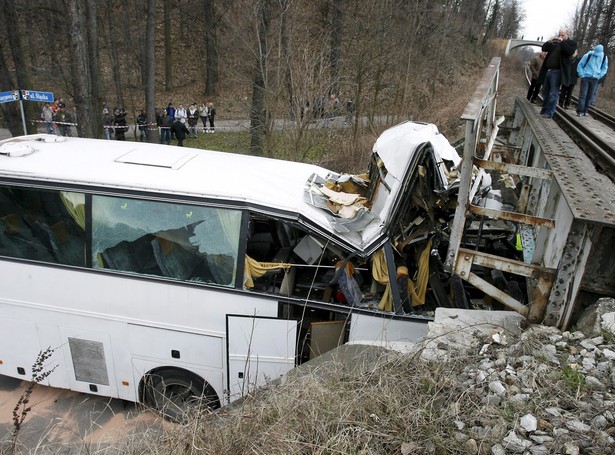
(143, 368), (220, 421)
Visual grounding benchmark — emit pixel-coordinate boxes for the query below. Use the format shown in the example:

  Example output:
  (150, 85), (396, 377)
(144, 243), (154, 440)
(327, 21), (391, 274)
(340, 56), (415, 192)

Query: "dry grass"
(111, 327), (610, 455)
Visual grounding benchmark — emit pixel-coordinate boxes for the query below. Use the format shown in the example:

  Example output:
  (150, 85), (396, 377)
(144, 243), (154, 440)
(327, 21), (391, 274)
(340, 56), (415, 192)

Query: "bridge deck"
(518, 97), (615, 227)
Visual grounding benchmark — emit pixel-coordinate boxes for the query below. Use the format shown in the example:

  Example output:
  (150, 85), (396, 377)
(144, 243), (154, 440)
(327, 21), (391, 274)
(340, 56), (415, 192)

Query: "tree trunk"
(204, 0), (218, 96)
(164, 0), (173, 91)
(146, 0), (158, 143)
(108, 1), (124, 108)
(65, 0), (95, 138)
(330, 0), (343, 96)
(250, 0), (272, 156)
(3, 0), (36, 135)
(0, 49), (21, 137)
(86, 0), (102, 138)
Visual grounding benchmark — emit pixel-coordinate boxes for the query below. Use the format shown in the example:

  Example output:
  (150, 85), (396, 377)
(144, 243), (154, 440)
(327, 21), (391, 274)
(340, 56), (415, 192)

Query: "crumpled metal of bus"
(303, 121), (459, 246)
(304, 173), (378, 234)
(373, 122), (461, 183)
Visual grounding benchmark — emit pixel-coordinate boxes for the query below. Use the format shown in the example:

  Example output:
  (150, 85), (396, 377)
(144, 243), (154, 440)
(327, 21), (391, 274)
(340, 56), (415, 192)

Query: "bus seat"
(246, 232), (275, 261)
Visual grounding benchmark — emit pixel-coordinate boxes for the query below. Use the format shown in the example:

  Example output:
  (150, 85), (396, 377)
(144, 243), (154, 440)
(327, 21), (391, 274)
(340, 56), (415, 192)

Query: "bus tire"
(142, 367), (220, 421)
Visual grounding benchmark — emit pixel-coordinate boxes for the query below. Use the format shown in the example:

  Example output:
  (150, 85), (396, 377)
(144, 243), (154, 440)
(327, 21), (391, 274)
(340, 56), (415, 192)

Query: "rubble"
(417, 300), (615, 454)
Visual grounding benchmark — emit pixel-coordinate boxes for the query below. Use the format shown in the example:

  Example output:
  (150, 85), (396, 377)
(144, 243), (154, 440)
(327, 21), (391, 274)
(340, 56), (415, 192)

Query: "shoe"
(541, 114), (552, 119)
(581, 113), (588, 116)
(576, 113), (581, 117)
(530, 99), (537, 104)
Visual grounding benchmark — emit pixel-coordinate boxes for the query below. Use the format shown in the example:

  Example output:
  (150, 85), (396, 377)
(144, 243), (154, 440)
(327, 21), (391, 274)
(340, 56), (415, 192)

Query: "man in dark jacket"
(170, 119), (190, 146)
(538, 28), (577, 118)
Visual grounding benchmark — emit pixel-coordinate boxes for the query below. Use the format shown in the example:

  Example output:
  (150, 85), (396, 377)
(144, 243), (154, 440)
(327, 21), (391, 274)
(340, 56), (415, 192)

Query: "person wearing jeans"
(576, 44), (609, 116)
(538, 28), (577, 119)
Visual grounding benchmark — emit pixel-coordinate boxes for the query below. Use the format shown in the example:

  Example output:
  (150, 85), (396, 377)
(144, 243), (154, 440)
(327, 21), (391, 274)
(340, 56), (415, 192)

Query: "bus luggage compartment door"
(227, 315), (297, 403)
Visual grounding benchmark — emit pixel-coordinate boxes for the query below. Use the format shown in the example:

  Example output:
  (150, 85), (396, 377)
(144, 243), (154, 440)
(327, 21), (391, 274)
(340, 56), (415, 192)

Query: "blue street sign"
(21, 90), (54, 103)
(0, 90), (20, 104)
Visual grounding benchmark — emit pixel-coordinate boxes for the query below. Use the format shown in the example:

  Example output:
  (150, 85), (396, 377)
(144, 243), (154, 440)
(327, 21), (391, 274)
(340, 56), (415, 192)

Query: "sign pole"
(19, 97), (27, 136)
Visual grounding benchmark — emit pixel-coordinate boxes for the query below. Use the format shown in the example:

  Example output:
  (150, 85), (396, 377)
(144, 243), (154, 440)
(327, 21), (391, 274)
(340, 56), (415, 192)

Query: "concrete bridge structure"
(505, 39), (544, 56)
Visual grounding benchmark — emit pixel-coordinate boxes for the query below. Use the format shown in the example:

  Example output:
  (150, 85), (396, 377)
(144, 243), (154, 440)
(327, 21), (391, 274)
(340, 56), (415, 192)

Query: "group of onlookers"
(40, 98), (74, 136)
(98, 101), (217, 145)
(157, 102), (216, 146)
(526, 28), (609, 118)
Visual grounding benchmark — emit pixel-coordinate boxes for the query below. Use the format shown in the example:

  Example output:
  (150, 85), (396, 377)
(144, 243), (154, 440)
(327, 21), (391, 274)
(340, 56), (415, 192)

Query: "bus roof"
(0, 134), (370, 249)
(0, 122), (458, 253)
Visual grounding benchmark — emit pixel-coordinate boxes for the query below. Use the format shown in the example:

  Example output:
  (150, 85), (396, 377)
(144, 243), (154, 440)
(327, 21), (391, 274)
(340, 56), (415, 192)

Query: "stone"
(575, 297), (615, 336)
(592, 415), (608, 429)
(520, 413), (538, 432)
(489, 380), (506, 395)
(585, 376), (606, 390)
(565, 420), (591, 432)
(563, 441), (580, 455)
(602, 312), (615, 335)
(491, 444), (506, 455)
(529, 445), (549, 455)
(502, 430), (532, 453)
(463, 438), (478, 454)
(602, 348), (615, 361)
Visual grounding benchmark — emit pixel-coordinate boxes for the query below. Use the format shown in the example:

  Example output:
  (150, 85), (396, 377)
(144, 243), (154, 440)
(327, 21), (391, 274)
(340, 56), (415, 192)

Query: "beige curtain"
(372, 239), (432, 312)
(60, 192), (86, 230)
(243, 255), (292, 288)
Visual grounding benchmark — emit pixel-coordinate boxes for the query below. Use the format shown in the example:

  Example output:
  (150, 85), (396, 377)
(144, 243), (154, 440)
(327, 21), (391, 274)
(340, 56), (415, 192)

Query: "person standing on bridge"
(576, 44), (609, 116)
(526, 52), (544, 103)
(538, 28), (577, 119)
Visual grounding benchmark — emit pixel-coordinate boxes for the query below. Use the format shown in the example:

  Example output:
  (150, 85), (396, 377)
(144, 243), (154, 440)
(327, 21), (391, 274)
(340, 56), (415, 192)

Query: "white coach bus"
(0, 122), (460, 418)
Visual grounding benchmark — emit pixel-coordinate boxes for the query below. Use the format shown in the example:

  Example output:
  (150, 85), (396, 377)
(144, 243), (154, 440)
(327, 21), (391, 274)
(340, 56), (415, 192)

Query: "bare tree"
(146, 0), (158, 142)
(204, 0), (219, 96)
(164, 0), (173, 91)
(250, 0), (273, 156)
(2, 0), (36, 134)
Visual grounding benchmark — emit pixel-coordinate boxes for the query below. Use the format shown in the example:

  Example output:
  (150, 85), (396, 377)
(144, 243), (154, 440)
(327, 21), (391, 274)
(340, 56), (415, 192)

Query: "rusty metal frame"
(455, 248), (555, 321)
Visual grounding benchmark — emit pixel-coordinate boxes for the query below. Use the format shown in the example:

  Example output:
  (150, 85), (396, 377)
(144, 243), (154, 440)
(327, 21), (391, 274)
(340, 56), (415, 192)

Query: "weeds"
(9, 347), (57, 455)
(560, 363), (586, 390)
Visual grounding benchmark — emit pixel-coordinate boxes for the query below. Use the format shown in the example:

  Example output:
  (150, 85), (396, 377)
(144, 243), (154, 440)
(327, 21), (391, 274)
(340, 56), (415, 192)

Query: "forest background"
(0, 0), (613, 171)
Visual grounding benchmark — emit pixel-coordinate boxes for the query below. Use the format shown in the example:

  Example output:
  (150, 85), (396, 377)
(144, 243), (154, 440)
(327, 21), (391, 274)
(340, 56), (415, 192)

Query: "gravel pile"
(419, 298), (615, 455)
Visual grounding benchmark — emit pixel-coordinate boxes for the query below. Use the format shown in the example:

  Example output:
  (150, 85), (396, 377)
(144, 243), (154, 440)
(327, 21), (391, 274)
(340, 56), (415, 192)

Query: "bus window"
(91, 196), (241, 286)
(0, 186), (86, 266)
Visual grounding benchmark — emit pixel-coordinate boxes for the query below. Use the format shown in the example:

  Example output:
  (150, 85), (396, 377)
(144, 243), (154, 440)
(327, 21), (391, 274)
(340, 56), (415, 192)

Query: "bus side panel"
(348, 313), (428, 347)
(0, 318), (42, 381)
(128, 324), (224, 370)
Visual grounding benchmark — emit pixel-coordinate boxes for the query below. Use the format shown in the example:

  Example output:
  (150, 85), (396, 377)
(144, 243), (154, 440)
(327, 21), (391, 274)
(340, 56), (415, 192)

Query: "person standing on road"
(158, 110), (172, 144)
(137, 109), (147, 141)
(576, 44), (609, 116)
(113, 108), (128, 141)
(526, 53), (544, 104)
(199, 102), (208, 133)
(41, 103), (55, 134)
(187, 103), (199, 138)
(103, 107), (114, 140)
(175, 104), (187, 124)
(207, 102), (216, 133)
(538, 28), (577, 119)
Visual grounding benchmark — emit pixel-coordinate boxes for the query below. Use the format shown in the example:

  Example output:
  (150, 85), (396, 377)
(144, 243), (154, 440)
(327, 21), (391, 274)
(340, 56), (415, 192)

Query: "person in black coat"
(559, 55), (579, 109)
(538, 28), (577, 118)
(170, 119), (190, 146)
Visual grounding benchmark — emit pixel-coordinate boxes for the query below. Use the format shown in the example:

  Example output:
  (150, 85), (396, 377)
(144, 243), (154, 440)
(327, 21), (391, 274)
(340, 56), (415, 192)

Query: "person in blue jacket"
(576, 44), (609, 116)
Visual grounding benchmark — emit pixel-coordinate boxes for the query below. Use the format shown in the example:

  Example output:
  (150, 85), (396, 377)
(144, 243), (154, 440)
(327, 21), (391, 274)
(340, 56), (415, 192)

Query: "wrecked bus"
(0, 122), (462, 417)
